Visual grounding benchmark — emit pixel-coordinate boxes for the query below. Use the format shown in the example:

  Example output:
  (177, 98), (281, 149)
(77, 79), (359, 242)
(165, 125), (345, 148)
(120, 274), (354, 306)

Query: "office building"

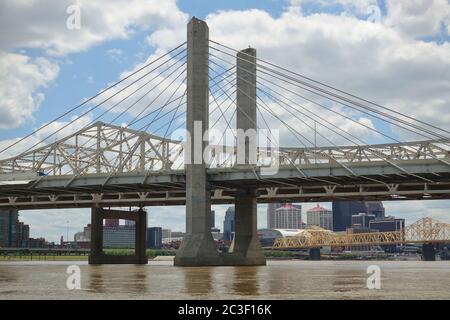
(366, 202), (385, 218)
(273, 204), (303, 229)
(369, 216), (405, 232)
(307, 204), (333, 230)
(104, 219), (119, 228)
(74, 223), (91, 242)
(103, 224), (135, 249)
(147, 227), (162, 249)
(0, 208), (30, 248)
(223, 207), (235, 241)
(267, 203), (283, 229)
(351, 212), (376, 228)
(332, 201), (367, 231)
(267, 203), (302, 229)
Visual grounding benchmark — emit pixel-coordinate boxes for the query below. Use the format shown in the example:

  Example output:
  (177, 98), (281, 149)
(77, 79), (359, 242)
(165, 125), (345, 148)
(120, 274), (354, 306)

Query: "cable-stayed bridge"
(0, 18), (449, 265)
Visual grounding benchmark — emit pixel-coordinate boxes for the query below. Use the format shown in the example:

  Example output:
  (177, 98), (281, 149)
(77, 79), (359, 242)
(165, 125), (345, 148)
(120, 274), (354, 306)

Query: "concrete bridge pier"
(309, 248), (321, 261)
(228, 189), (266, 265)
(89, 207), (147, 264)
(225, 46), (265, 266)
(174, 17), (222, 266)
(422, 243), (436, 261)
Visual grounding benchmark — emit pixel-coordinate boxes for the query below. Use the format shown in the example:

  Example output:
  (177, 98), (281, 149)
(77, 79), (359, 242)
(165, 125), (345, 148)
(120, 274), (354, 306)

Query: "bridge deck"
(1, 160), (450, 209)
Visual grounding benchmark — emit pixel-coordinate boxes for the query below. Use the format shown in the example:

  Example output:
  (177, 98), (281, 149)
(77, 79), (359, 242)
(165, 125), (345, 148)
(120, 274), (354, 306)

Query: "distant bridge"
(272, 217), (450, 249)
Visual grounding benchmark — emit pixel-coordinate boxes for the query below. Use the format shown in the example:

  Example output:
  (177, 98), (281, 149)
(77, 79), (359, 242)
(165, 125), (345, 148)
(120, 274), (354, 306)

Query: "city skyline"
(16, 200), (450, 243)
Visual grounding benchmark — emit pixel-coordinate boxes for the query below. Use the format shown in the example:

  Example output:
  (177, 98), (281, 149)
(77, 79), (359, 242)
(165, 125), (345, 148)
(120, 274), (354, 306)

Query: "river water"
(0, 260), (449, 299)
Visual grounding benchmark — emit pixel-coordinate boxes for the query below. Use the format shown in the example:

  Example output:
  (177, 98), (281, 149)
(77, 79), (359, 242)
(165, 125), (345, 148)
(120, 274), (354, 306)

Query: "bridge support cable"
(252, 64), (450, 146)
(54, 61), (188, 174)
(208, 64), (343, 187)
(137, 70), (240, 171)
(19, 63), (237, 181)
(209, 62), (346, 186)
(209, 47), (450, 163)
(5, 45), (188, 161)
(208, 58), (371, 184)
(211, 47), (450, 171)
(210, 43), (450, 168)
(211, 59), (438, 188)
(208, 48), (447, 183)
(209, 40), (450, 140)
(51, 74), (187, 179)
(0, 42), (187, 157)
(5, 44), (189, 179)
(9, 52), (188, 180)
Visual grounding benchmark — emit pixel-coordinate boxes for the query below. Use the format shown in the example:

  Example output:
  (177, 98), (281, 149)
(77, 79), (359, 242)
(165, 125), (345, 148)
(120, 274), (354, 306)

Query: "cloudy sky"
(1, 0), (450, 242)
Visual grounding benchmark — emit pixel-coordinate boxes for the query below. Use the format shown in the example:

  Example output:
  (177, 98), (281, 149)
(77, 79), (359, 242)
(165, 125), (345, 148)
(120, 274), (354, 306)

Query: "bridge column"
(226, 47), (265, 266)
(174, 17), (221, 266)
(89, 207), (103, 264)
(229, 189), (266, 265)
(309, 248), (321, 261)
(135, 208), (148, 264)
(422, 243), (436, 261)
(88, 208), (148, 264)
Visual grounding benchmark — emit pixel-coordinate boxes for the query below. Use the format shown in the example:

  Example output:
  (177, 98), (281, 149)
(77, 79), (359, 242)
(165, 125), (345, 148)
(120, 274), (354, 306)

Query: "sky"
(0, 0), (450, 242)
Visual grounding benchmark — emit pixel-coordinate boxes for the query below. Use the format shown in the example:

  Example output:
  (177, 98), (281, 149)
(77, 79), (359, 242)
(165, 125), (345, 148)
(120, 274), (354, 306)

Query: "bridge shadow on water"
(87, 265), (148, 295)
(180, 266), (262, 297)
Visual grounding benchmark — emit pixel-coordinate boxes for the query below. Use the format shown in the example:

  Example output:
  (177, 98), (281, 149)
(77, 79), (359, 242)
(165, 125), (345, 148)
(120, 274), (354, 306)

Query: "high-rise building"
(0, 208), (31, 248)
(211, 210), (216, 229)
(267, 203), (283, 229)
(332, 201), (367, 231)
(223, 207), (235, 241)
(267, 203), (301, 229)
(273, 204), (303, 229)
(332, 201), (385, 231)
(365, 202), (385, 218)
(103, 224), (135, 248)
(307, 204), (333, 230)
(104, 219), (119, 228)
(146, 227), (162, 249)
(351, 212), (376, 228)
(0, 208), (18, 247)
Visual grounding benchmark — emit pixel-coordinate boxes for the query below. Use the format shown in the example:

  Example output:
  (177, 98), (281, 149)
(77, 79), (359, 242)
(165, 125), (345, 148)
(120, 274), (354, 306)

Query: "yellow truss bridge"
(273, 218), (450, 249)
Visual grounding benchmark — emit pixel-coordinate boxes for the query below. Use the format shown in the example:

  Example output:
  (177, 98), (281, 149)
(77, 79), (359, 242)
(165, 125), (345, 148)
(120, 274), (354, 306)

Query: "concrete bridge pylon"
(174, 17), (265, 266)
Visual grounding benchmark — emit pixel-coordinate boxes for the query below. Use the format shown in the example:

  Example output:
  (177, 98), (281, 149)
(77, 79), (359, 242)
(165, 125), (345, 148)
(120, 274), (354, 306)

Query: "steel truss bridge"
(0, 121), (449, 209)
(0, 131), (450, 209)
(272, 218), (450, 249)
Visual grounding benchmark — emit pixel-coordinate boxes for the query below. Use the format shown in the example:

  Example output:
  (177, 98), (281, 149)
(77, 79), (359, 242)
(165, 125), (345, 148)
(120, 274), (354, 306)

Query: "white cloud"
(0, 0), (187, 130)
(0, 52), (59, 129)
(385, 0), (450, 38)
(204, 8), (450, 139)
(0, 0), (187, 56)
